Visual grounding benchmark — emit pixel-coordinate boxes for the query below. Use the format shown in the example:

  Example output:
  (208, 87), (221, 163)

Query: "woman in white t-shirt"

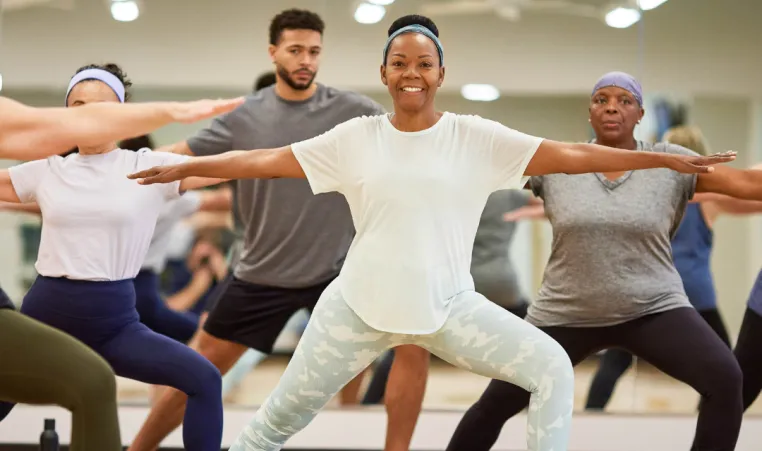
(127, 15), (735, 451)
(0, 73), (239, 451)
(0, 64), (226, 451)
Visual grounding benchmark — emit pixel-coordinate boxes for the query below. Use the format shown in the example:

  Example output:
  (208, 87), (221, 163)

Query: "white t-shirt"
(291, 112), (543, 334)
(9, 149), (190, 281)
(142, 191), (202, 273)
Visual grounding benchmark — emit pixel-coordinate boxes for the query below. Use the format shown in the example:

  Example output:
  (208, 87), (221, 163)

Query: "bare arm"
(527, 195), (543, 206)
(503, 204), (548, 222)
(179, 177), (230, 192)
(141, 142), (229, 191)
(186, 212), (233, 231)
(524, 140), (735, 176)
(198, 186), (233, 212)
(0, 97), (244, 161)
(0, 201), (41, 215)
(696, 165), (762, 201)
(690, 192), (762, 214)
(128, 147), (304, 185)
(155, 141), (194, 156)
(165, 269), (215, 312)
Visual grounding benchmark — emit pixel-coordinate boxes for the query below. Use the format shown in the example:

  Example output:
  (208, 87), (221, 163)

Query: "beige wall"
(691, 97), (760, 342)
(2, 0), (761, 96)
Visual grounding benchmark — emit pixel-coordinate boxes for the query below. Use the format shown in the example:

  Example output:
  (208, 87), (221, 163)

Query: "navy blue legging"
(0, 276), (223, 451)
(134, 270), (198, 343)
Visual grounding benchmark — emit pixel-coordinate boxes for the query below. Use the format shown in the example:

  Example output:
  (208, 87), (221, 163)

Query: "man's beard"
(276, 64), (316, 91)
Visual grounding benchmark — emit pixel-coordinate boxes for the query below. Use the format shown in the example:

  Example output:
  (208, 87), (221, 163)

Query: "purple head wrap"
(65, 68), (126, 105)
(591, 71), (643, 106)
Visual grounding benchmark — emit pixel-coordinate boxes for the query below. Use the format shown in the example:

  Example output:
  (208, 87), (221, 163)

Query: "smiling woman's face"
(381, 32), (445, 113)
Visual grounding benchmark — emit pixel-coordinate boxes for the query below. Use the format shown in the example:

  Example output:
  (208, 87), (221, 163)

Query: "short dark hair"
(73, 63), (133, 101)
(269, 9), (325, 45)
(120, 134), (155, 151)
(388, 14), (439, 38)
(253, 72), (277, 92)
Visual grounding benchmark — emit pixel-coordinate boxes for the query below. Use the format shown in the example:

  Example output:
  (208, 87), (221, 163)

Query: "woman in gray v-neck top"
(447, 71), (762, 451)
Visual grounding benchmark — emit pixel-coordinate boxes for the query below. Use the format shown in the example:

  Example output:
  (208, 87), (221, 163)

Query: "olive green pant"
(0, 308), (122, 451)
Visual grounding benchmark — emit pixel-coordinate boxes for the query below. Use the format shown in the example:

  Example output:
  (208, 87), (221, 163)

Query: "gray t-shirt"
(526, 142), (697, 327)
(187, 84), (385, 288)
(471, 190), (530, 308)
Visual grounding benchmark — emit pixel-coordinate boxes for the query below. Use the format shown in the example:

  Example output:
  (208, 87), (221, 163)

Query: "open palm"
(170, 98), (245, 124)
(668, 151), (737, 174)
(127, 165), (184, 185)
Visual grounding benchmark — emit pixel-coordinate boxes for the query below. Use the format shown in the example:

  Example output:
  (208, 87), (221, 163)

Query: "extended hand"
(667, 151), (737, 174)
(168, 97), (245, 123)
(127, 165), (185, 185)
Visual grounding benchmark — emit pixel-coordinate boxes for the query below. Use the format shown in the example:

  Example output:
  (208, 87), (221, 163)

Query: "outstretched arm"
(129, 147), (304, 186)
(503, 204), (547, 222)
(197, 186), (233, 212)
(179, 177), (230, 192)
(524, 140), (735, 176)
(696, 165), (762, 201)
(691, 192), (762, 215)
(0, 96), (244, 161)
(0, 201), (41, 215)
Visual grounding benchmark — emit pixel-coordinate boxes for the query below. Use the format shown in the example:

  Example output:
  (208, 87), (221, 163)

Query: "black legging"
(446, 307), (742, 451)
(733, 307), (762, 410)
(362, 302), (529, 405)
(585, 308), (731, 410)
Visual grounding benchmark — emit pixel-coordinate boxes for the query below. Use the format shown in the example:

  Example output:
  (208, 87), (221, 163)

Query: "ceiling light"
(354, 2), (386, 24)
(637, 0), (668, 10)
(605, 7), (641, 28)
(111, 0), (139, 22)
(368, 0), (395, 5)
(461, 84), (500, 102)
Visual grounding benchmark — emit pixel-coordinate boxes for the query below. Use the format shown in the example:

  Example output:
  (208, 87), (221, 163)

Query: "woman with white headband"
(0, 63), (227, 451)
(0, 68), (239, 451)
(447, 71), (762, 451)
(126, 16), (736, 451)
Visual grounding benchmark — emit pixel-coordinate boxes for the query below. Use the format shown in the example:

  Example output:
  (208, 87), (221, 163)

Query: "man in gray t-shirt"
(128, 9), (429, 451)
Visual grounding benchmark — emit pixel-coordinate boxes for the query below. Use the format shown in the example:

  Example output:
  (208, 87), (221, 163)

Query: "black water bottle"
(40, 418), (59, 451)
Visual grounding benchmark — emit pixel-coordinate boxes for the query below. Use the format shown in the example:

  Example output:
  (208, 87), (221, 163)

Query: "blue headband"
(65, 68), (126, 105)
(383, 24), (444, 65)
(592, 71), (643, 106)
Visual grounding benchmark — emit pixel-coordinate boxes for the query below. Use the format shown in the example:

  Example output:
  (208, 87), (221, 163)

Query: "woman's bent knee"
(541, 337), (574, 377)
(181, 351), (222, 397)
(532, 338), (575, 398)
(80, 354), (117, 398)
(705, 354), (743, 398)
(197, 359), (223, 392)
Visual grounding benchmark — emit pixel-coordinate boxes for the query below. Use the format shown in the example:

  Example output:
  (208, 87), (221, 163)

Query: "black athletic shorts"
(203, 275), (334, 354)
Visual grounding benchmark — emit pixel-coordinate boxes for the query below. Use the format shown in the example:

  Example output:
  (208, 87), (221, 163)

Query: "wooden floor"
(116, 355), (762, 415)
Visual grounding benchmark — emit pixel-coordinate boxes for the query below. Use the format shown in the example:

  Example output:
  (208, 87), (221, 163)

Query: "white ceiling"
(1, 0), (760, 96)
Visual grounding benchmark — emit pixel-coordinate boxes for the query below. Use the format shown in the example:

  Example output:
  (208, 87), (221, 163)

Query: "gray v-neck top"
(526, 141), (698, 327)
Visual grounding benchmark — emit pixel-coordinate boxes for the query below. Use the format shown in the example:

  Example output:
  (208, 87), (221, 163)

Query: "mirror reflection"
(1, 0), (761, 449)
